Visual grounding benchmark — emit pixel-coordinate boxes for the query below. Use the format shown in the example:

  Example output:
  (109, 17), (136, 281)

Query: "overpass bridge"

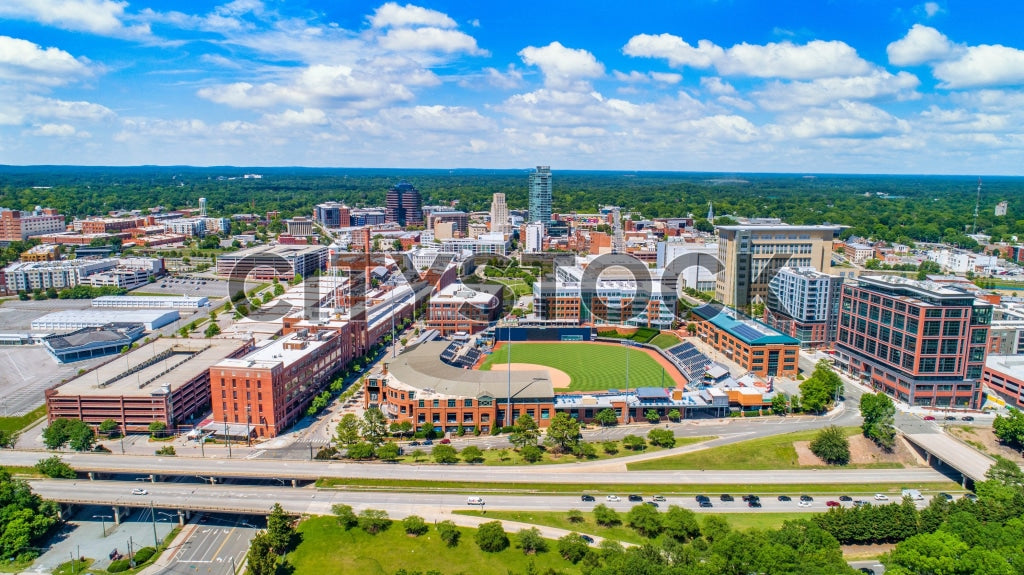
(902, 432), (995, 487)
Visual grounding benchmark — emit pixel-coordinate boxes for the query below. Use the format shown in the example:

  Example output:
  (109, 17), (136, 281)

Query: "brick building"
(0, 208), (65, 242)
(427, 283), (503, 335)
(690, 304), (801, 377)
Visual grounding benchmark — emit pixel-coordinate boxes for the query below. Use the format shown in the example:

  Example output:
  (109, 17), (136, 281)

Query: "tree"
(544, 412), (581, 453)
(993, 409), (1024, 450)
(647, 428), (676, 448)
(567, 509), (585, 524)
(432, 444), (458, 464)
(460, 445), (484, 463)
(265, 503), (294, 554)
(67, 421), (96, 452)
(572, 442), (597, 459)
(882, 530), (967, 574)
(520, 444), (543, 463)
(557, 533), (589, 563)
(602, 441), (619, 454)
(771, 393), (788, 416)
(594, 408), (619, 426)
(98, 419), (120, 437)
(622, 434), (647, 451)
(335, 413), (361, 446)
(402, 515), (429, 536)
(667, 408), (681, 422)
(0, 430), (17, 448)
(376, 442), (401, 462)
(244, 531), (279, 575)
(809, 426), (851, 465)
(436, 520), (460, 547)
(985, 455), (1024, 488)
(357, 509), (391, 534)
(509, 413), (540, 450)
(645, 409), (661, 424)
(516, 527), (548, 555)
(360, 408), (388, 446)
(627, 504), (664, 538)
(43, 418), (92, 450)
(148, 421), (167, 438)
(475, 521), (509, 552)
(331, 504), (357, 529)
(204, 323), (221, 338)
(662, 505), (701, 542)
(35, 456), (75, 479)
(593, 504), (621, 526)
(860, 392), (897, 451)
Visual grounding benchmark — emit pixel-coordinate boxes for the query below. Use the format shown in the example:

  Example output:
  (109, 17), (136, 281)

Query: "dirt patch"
(842, 543), (895, 560)
(794, 434), (924, 467)
(491, 362), (572, 389)
(947, 426), (1024, 464)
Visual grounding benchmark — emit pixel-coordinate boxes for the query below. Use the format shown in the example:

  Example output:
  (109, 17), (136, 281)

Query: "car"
(466, 497), (485, 505)
(695, 495), (710, 503)
(652, 495), (666, 502)
(580, 535), (594, 544)
(859, 569), (876, 575)
(644, 501), (659, 508)
(874, 494), (890, 501)
(853, 500), (870, 507)
(938, 493), (953, 501)
(961, 416), (975, 422)
(606, 495), (621, 502)
(699, 500), (713, 508)
(826, 500), (841, 507)
(799, 495), (813, 502)
(408, 441), (421, 446)
(422, 439), (433, 445)
(964, 493), (978, 501)
(797, 501), (812, 507)
(945, 416), (957, 421)
(839, 495), (853, 502)
(131, 488), (148, 495)
(439, 438), (451, 444)
(628, 495), (643, 502)
(777, 495), (792, 502)
(923, 415), (936, 421)
(720, 494), (734, 502)
(742, 494), (759, 502)
(747, 500), (762, 508)
(581, 495), (596, 502)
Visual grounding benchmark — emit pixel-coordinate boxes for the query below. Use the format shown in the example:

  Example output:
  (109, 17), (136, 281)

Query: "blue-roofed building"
(691, 304), (800, 377)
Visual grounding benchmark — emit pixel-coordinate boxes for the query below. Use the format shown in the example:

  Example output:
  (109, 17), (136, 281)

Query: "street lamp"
(505, 322), (513, 428)
(93, 514), (112, 537)
(246, 405), (252, 447)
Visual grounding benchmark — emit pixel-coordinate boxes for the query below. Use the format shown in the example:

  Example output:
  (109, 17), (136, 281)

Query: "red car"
(923, 415), (936, 421)
(826, 500), (841, 507)
(439, 438), (451, 444)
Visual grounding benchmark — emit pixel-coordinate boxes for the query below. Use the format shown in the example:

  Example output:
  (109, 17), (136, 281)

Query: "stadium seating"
(666, 342), (713, 383)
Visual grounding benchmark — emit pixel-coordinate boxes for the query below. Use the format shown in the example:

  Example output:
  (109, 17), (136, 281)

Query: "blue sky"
(2, 1), (1024, 173)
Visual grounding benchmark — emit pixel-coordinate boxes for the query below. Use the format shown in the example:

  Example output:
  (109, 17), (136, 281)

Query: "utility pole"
(150, 501), (159, 549)
(224, 420), (231, 458)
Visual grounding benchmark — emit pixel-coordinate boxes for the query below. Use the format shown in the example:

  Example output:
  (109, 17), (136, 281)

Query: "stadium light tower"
(506, 322), (512, 428)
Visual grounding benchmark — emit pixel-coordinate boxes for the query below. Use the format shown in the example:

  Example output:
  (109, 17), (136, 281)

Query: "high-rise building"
(490, 193), (510, 234)
(834, 275), (992, 409)
(715, 224), (841, 309)
(314, 202), (351, 228)
(765, 266), (843, 348)
(525, 222), (544, 253)
(528, 166), (552, 224)
(385, 182), (424, 227)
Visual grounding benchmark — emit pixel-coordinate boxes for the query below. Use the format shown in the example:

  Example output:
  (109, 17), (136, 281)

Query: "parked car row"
(577, 491), (978, 508)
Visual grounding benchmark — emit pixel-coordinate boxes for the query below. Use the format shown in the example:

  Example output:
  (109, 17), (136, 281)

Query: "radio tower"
(972, 177), (982, 234)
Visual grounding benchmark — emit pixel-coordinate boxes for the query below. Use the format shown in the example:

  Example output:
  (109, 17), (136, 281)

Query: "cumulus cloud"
(263, 108), (329, 126)
(378, 27), (485, 55)
(613, 70), (682, 84)
(0, 0), (151, 38)
(31, 123), (79, 137)
(779, 101), (907, 139)
(933, 44), (1024, 88)
(887, 25), (957, 66)
(519, 42), (604, 89)
(755, 70), (920, 111)
(701, 77), (737, 95)
(923, 2), (943, 18)
(482, 65), (523, 89)
(370, 3), (456, 29)
(0, 36), (93, 86)
(625, 34), (873, 80)
(378, 105), (493, 133)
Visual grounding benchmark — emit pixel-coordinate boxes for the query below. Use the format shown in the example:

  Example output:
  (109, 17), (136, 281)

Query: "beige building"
(715, 224), (841, 309)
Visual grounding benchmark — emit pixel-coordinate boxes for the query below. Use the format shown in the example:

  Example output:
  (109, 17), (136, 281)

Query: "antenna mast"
(972, 177), (982, 234)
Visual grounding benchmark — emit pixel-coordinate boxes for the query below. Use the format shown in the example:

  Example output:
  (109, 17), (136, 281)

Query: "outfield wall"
(493, 326), (595, 342)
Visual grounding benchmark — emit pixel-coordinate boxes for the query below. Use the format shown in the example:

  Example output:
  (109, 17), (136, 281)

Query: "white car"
(606, 495), (621, 502)
(797, 501), (812, 507)
(131, 488), (148, 496)
(874, 494), (889, 501)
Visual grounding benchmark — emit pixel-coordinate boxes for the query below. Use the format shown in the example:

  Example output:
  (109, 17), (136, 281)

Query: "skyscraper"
(385, 182), (424, 227)
(528, 166), (552, 224)
(489, 193), (510, 235)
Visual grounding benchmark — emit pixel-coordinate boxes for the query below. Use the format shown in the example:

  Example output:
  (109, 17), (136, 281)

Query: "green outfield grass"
(479, 342), (671, 391)
(650, 333), (682, 349)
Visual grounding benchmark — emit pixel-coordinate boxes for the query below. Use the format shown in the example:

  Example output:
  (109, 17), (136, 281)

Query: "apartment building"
(427, 283), (503, 335)
(217, 244), (327, 280)
(532, 263), (676, 329)
(690, 304), (800, 377)
(834, 275), (992, 409)
(0, 208), (66, 242)
(715, 224), (841, 309)
(765, 266), (843, 348)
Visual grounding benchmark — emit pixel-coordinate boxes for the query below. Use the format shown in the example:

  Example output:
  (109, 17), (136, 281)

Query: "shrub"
(810, 425), (851, 465)
(516, 527), (548, 555)
(357, 509), (391, 534)
(107, 558), (131, 572)
(155, 445), (176, 456)
(593, 504), (621, 527)
(647, 428), (676, 448)
(475, 521), (509, 552)
(436, 520), (460, 547)
(332, 504), (357, 529)
(402, 515), (429, 536)
(520, 444), (543, 463)
(557, 533), (589, 564)
(133, 546), (156, 564)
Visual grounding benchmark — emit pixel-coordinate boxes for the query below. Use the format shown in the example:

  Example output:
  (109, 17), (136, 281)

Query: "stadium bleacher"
(666, 342), (713, 383)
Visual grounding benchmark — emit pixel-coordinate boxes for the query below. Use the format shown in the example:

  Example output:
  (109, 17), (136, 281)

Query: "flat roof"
(32, 309), (179, 328)
(215, 330), (333, 371)
(46, 326), (135, 349)
(986, 355), (1024, 380)
(385, 341), (554, 400)
(53, 338), (249, 397)
(92, 295), (208, 304)
(692, 304), (799, 346)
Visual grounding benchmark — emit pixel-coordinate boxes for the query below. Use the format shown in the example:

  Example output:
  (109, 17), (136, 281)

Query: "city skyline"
(2, 1), (1024, 174)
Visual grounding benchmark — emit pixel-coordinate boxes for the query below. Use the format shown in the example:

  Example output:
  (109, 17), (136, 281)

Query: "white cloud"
(933, 44), (1024, 88)
(780, 101), (908, 139)
(518, 42), (604, 89)
(378, 27), (485, 55)
(919, 105), (1008, 132)
(701, 77), (737, 96)
(755, 70), (920, 111)
(923, 2), (943, 17)
(199, 54), (243, 69)
(0, 0), (151, 38)
(625, 34), (873, 79)
(623, 34), (721, 68)
(263, 108), (328, 127)
(0, 36), (93, 86)
(370, 3), (456, 29)
(378, 105), (493, 133)
(31, 123), (78, 137)
(613, 70), (682, 84)
(950, 89), (1024, 113)
(483, 65), (523, 89)
(31, 97), (114, 120)
(887, 25), (957, 66)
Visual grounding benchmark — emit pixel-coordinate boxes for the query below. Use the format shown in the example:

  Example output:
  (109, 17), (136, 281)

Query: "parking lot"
(0, 345), (107, 417)
(131, 277), (231, 300)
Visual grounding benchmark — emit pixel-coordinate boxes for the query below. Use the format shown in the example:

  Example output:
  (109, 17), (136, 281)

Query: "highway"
(0, 450), (951, 484)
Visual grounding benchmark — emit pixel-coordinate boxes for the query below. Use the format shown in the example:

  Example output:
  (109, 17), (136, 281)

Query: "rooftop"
(32, 309), (179, 329)
(215, 330), (334, 371)
(53, 338), (249, 396)
(986, 355), (1024, 379)
(692, 304), (800, 346)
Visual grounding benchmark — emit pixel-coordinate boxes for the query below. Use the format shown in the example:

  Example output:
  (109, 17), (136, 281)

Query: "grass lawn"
(480, 343), (671, 392)
(455, 510), (814, 543)
(649, 333), (681, 349)
(627, 427), (903, 471)
(399, 436), (714, 466)
(0, 404), (46, 435)
(287, 515), (580, 575)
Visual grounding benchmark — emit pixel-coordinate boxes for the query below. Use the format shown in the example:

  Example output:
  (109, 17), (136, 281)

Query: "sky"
(2, 1), (1024, 174)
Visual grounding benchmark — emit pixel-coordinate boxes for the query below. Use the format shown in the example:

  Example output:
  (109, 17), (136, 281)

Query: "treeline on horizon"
(1, 166), (1023, 245)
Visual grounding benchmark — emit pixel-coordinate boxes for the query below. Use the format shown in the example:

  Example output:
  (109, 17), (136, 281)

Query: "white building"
(656, 241), (719, 292)
(525, 222), (544, 253)
(85, 269), (151, 290)
(3, 259), (116, 292)
(92, 295), (210, 309)
(927, 249), (999, 274)
(437, 233), (510, 257)
(489, 193), (511, 235)
(31, 309), (180, 331)
(163, 218), (206, 237)
(846, 242), (875, 265)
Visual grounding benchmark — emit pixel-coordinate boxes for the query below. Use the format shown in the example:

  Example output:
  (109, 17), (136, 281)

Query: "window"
(918, 358), (936, 373)
(939, 357), (958, 372)
(926, 309), (943, 318)
(945, 309), (962, 318)
(541, 409), (550, 419)
(464, 399), (473, 407)
(432, 399), (439, 408)
(943, 322), (961, 337)
(921, 339), (938, 354)
(906, 318), (918, 332)
(479, 398), (493, 407)
(894, 315), (905, 330)
(971, 329), (988, 344)
(941, 339), (960, 355)
(923, 321), (941, 336)
(418, 399), (425, 408)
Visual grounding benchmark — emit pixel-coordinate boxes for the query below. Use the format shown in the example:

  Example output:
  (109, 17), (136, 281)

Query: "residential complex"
(528, 166), (552, 224)
(216, 244), (327, 280)
(834, 275), (992, 409)
(690, 304), (801, 377)
(715, 224), (841, 309)
(426, 283), (502, 335)
(0, 207), (66, 242)
(765, 266), (843, 348)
